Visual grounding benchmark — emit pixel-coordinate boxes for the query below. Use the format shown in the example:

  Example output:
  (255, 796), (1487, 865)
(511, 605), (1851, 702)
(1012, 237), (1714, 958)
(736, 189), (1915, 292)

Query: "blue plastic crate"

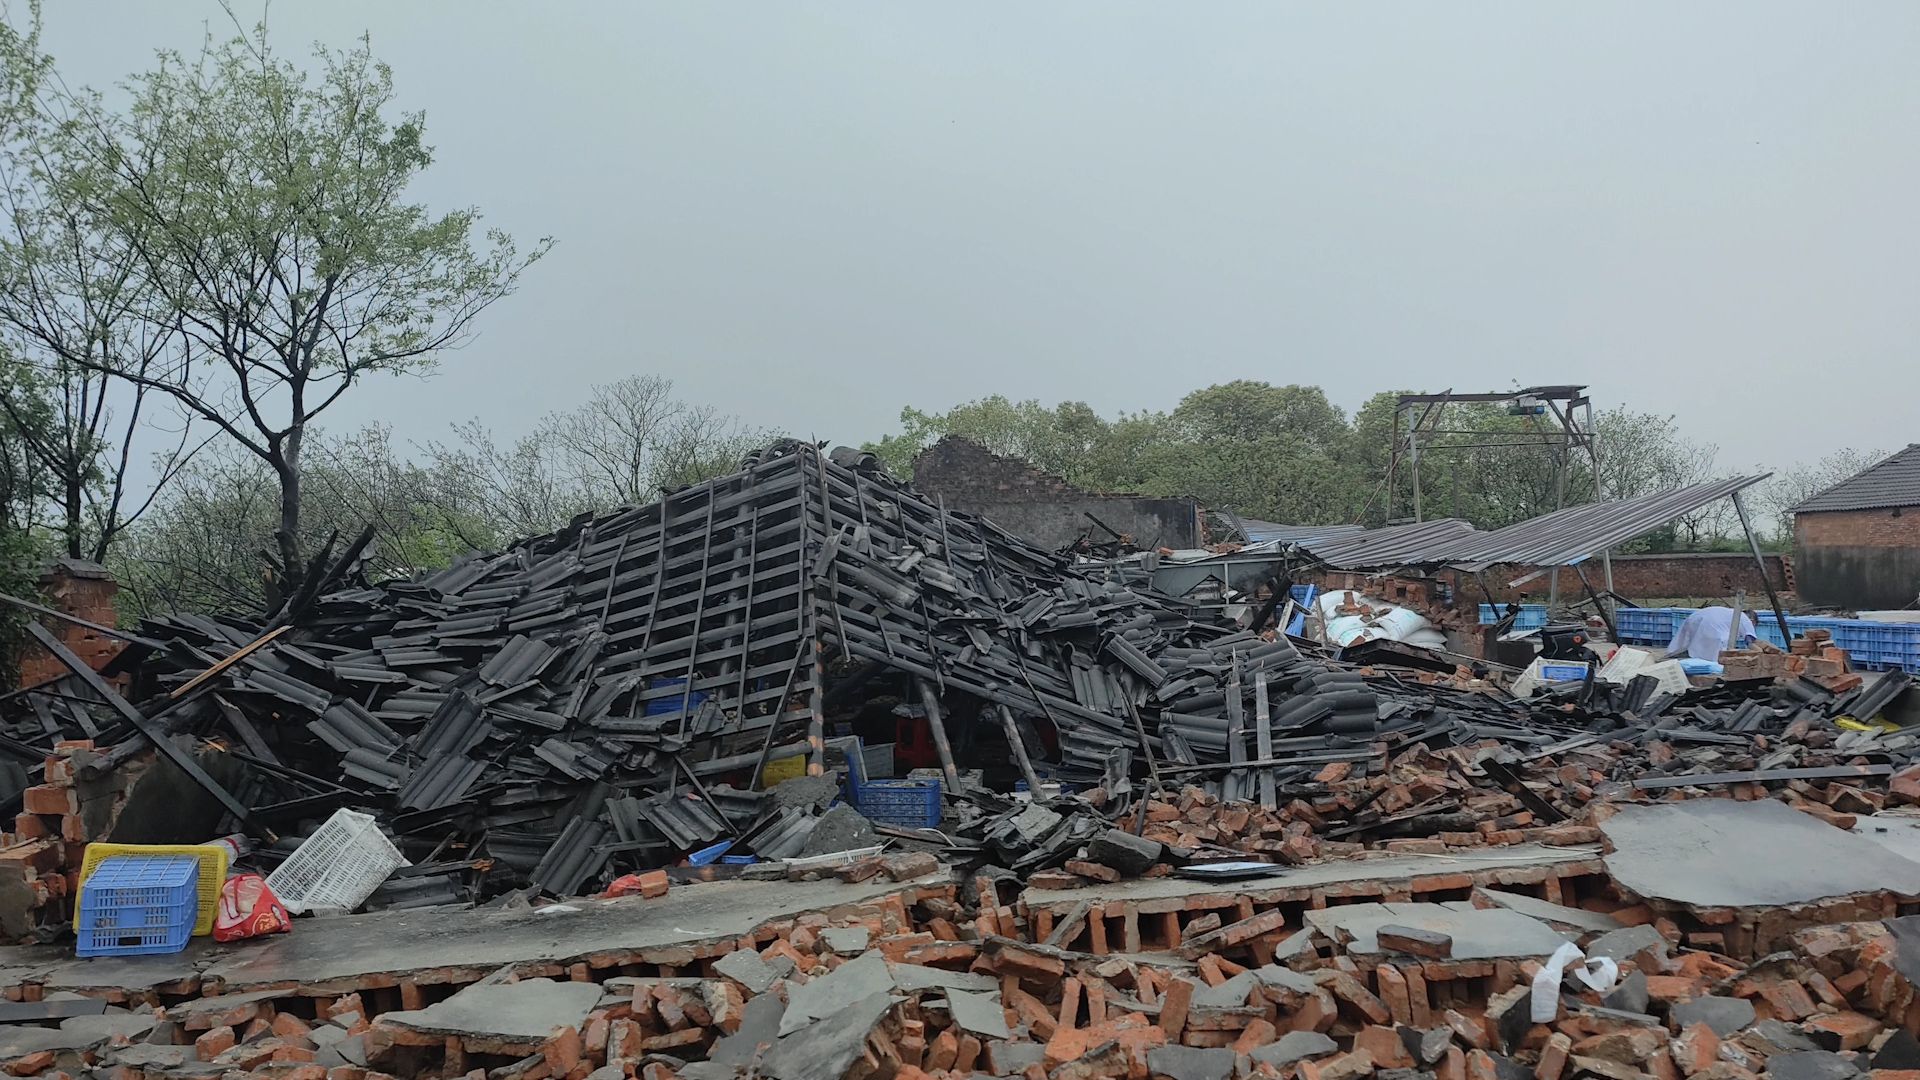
(1285, 585), (1319, 637)
(644, 677), (709, 717)
(1634, 608), (1920, 672)
(76, 854), (199, 957)
(854, 779), (943, 828)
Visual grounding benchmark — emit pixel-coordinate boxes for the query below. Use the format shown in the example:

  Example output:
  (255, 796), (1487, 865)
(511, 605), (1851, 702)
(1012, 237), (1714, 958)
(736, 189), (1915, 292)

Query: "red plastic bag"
(213, 874), (292, 942)
(601, 874), (647, 899)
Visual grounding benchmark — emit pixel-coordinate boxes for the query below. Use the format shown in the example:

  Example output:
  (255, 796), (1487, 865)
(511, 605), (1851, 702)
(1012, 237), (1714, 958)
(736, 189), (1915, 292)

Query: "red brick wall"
(1301, 551), (1792, 610)
(16, 568), (123, 689)
(1796, 508), (1920, 548)
(1591, 553), (1792, 601)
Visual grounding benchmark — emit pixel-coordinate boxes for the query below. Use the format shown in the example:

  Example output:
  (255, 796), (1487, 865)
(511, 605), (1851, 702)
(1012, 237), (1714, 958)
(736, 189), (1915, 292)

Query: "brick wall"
(913, 437), (1200, 550)
(16, 561), (123, 689)
(1301, 551), (1793, 611)
(1796, 508), (1920, 608)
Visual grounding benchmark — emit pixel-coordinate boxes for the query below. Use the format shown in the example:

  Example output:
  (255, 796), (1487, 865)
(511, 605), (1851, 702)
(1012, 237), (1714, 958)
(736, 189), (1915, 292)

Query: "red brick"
(1354, 1025), (1414, 1069)
(1671, 1023), (1719, 1077)
(1536, 1033), (1571, 1080)
(3, 1051), (53, 1077)
(19, 786), (74, 817)
(195, 1026), (236, 1062)
(1805, 1011), (1882, 1052)
(543, 1025), (581, 1076)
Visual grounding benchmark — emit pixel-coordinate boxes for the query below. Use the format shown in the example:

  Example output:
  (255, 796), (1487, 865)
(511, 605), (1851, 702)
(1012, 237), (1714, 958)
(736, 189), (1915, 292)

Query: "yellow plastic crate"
(77, 843), (228, 937)
(759, 751), (808, 788)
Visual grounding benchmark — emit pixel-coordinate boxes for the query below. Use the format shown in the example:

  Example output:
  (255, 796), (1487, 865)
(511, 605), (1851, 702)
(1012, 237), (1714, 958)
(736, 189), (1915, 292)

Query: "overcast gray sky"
(40, 3), (1920, 479)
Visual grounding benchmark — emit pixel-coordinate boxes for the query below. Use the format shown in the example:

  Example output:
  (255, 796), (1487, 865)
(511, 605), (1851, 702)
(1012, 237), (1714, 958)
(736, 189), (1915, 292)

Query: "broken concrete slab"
(1601, 798), (1920, 908)
(889, 962), (997, 995)
(103, 1044), (190, 1070)
(1744, 1019), (1822, 1056)
(711, 993), (786, 1067)
(1145, 1044), (1236, 1080)
(1251, 964), (1317, 995)
(191, 874), (931, 992)
(780, 951), (894, 1036)
(1764, 1050), (1864, 1080)
(762, 992), (897, 1080)
(1668, 995), (1756, 1037)
(0, 1024), (109, 1058)
(1022, 844), (1592, 906)
(800, 804), (879, 857)
(1189, 970), (1256, 1009)
(714, 949), (781, 994)
(821, 926), (869, 955)
(377, 977), (602, 1044)
(1601, 970), (1648, 1015)
(1474, 887), (1623, 934)
(1302, 901), (1570, 961)
(946, 988), (1011, 1040)
(1583, 924), (1667, 964)
(1250, 1030), (1339, 1068)
(988, 1040), (1046, 1075)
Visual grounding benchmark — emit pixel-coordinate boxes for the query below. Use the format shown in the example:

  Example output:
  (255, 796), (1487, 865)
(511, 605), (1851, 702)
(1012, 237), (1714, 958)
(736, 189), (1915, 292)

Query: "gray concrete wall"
(1796, 546), (1920, 609)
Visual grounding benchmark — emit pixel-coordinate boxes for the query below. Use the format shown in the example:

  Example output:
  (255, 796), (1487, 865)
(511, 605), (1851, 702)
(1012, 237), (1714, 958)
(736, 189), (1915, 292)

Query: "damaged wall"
(1796, 508), (1920, 609)
(15, 561), (123, 690)
(912, 437), (1200, 550)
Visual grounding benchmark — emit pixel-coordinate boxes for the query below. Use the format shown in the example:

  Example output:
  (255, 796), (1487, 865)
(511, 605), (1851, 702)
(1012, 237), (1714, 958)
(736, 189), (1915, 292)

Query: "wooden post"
(917, 678), (963, 792)
(996, 704), (1047, 796)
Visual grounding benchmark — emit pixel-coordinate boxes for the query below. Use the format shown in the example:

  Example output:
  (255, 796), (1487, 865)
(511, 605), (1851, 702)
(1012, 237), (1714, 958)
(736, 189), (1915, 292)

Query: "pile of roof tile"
(3, 441), (1915, 918)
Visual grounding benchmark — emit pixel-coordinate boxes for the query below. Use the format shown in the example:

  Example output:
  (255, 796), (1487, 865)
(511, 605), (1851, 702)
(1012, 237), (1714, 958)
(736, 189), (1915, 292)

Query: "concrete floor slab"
(1602, 799), (1920, 908)
(1853, 812), (1920, 865)
(1022, 844), (1597, 911)
(379, 978), (603, 1042)
(1474, 888), (1623, 934)
(1302, 902), (1570, 960)
(0, 874), (938, 999)
(201, 874), (936, 992)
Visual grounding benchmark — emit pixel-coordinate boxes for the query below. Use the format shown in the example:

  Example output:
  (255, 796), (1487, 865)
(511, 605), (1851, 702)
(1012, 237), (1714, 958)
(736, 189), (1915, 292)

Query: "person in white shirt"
(1665, 606), (1758, 662)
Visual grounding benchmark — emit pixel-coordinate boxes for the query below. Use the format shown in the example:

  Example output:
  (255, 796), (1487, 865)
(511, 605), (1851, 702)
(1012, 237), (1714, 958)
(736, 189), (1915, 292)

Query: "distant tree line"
(862, 383), (1881, 553)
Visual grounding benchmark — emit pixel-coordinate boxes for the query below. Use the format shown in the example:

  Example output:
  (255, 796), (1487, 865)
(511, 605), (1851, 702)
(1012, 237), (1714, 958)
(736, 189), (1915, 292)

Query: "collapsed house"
(5, 441), (1920, 1080)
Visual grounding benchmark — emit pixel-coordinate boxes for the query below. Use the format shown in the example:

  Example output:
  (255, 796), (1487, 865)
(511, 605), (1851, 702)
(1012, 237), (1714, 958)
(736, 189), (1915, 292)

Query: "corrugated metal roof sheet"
(1444, 474), (1770, 571)
(1233, 518), (1369, 545)
(1791, 445), (1920, 514)
(1292, 519), (1483, 570)
(1293, 475), (1771, 571)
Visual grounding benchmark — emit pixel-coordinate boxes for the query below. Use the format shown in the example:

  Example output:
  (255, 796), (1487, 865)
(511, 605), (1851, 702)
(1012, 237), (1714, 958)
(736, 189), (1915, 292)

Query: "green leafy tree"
(0, 1), (201, 561)
(32, 21), (549, 602)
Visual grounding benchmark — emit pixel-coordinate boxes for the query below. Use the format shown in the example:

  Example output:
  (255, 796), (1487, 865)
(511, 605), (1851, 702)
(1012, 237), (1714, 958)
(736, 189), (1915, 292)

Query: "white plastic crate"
(265, 809), (408, 914)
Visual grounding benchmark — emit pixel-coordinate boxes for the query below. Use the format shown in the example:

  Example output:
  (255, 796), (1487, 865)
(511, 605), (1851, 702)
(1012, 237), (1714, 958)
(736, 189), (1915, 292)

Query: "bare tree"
(1758, 447), (1891, 540)
(424, 375), (770, 542)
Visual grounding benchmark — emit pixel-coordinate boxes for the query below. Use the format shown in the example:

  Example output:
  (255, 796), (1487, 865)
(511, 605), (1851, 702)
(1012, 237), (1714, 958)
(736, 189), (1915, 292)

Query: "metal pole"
(1548, 420), (1570, 610)
(1409, 417), (1423, 522)
(1732, 490), (1793, 647)
(1584, 399), (1616, 623)
(916, 678), (963, 792)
